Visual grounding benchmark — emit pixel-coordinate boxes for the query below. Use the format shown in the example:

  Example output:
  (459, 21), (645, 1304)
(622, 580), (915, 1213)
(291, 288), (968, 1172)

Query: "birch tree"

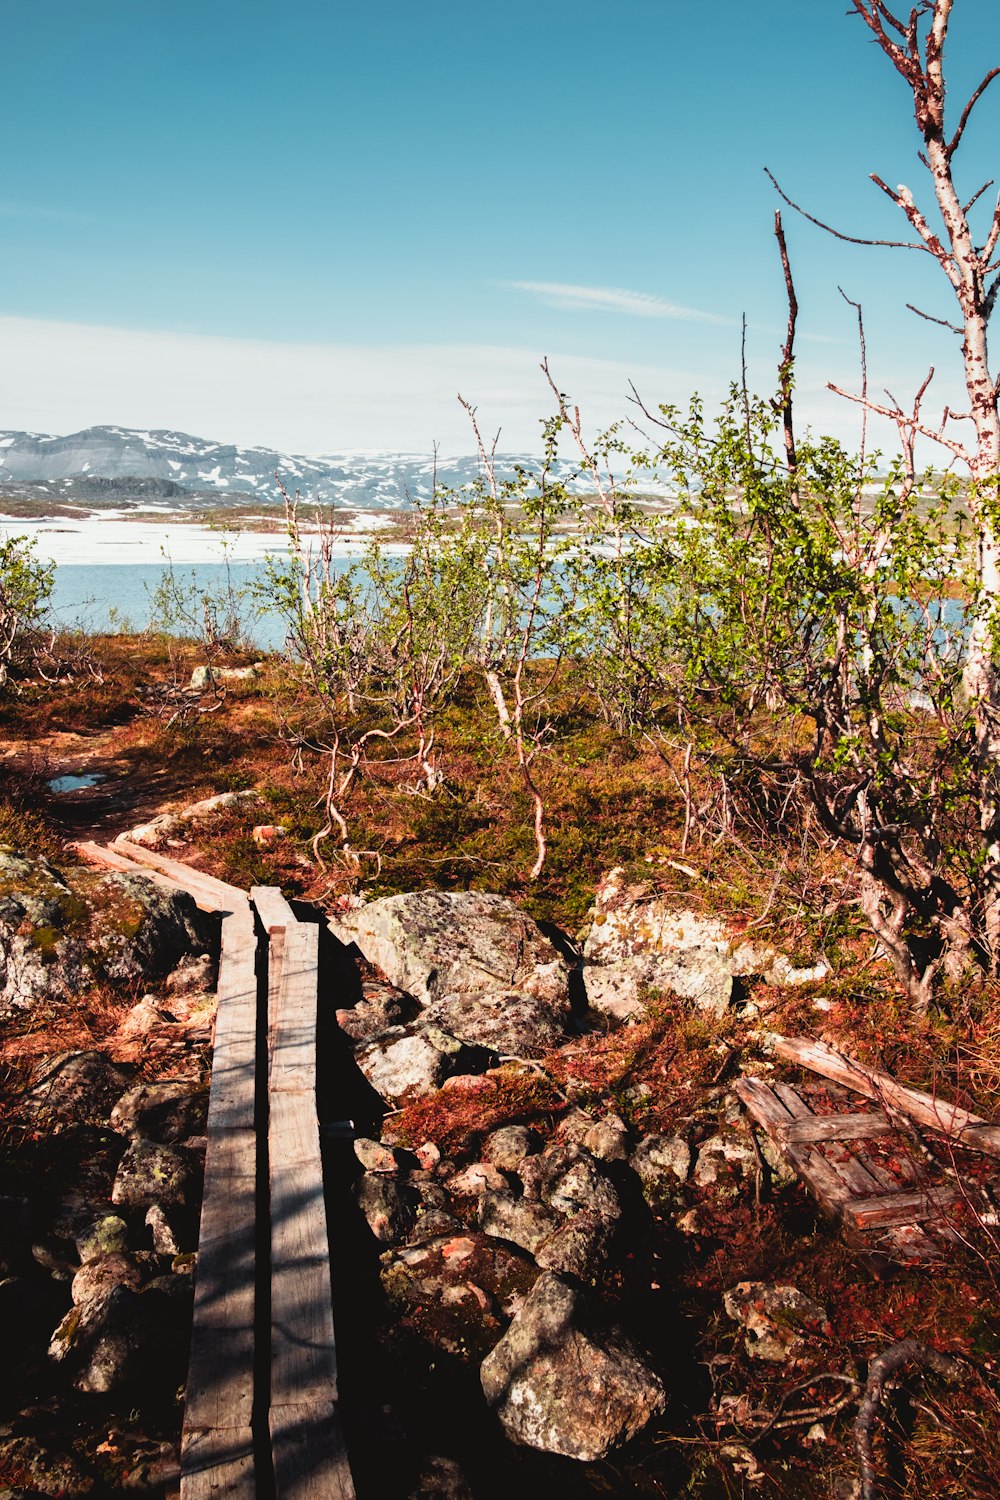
(771, 0), (1000, 957)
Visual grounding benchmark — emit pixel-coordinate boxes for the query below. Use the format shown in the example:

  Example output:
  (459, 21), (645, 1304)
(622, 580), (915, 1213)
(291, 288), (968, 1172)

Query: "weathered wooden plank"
(179, 1424), (255, 1500)
(267, 926), (286, 1082)
(110, 839), (248, 913)
(771, 1083), (941, 1259)
(251, 884), (297, 933)
(69, 839), (191, 899)
(183, 1133), (256, 1435)
(207, 907), (258, 1134)
(270, 1105), (338, 1405)
(774, 1036), (1000, 1156)
(778, 1112), (894, 1143)
(844, 1185), (958, 1229)
(271, 922), (319, 1094)
(733, 1078), (854, 1219)
(270, 1402), (355, 1500)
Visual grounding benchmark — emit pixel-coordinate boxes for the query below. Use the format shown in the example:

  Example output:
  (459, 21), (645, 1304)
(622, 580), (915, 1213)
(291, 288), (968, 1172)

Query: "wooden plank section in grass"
(774, 1036), (1000, 1156)
(779, 1112), (894, 1143)
(844, 1185), (958, 1230)
(271, 922), (320, 1096)
(109, 838), (248, 914)
(270, 1402), (355, 1500)
(733, 1078), (853, 1221)
(207, 905), (259, 1134)
(252, 885), (297, 933)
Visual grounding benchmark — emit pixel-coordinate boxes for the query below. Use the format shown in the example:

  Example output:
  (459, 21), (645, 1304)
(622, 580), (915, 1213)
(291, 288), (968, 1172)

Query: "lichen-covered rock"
(692, 1134), (758, 1195)
(111, 1139), (197, 1211)
(533, 1210), (613, 1279)
(332, 890), (569, 1009)
(354, 1137), (408, 1174)
(478, 1190), (563, 1255)
(422, 988), (569, 1058)
(519, 1142), (621, 1225)
(444, 1162), (509, 1197)
(581, 1114), (631, 1162)
(70, 1251), (143, 1307)
(723, 1282), (831, 1362)
(49, 1282), (185, 1394)
(480, 1272), (666, 1460)
(381, 1232), (539, 1359)
(22, 1051), (133, 1128)
(631, 1134), (692, 1207)
(146, 1203), (186, 1256)
(336, 984), (421, 1043)
(0, 1435), (95, 1495)
(0, 852), (210, 1021)
(110, 1080), (208, 1143)
(354, 1027), (493, 1106)
(357, 1176), (419, 1246)
(584, 950), (734, 1021)
(482, 1125), (540, 1171)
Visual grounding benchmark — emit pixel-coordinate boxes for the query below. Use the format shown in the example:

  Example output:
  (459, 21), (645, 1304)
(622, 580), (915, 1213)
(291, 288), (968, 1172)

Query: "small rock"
(146, 1203), (185, 1256)
(252, 824), (288, 844)
(520, 1143), (621, 1224)
(631, 1134), (692, 1207)
(582, 1114), (630, 1162)
(692, 1134), (758, 1195)
(112, 1139), (197, 1211)
(110, 1080), (207, 1143)
(414, 1141), (441, 1171)
(71, 1252), (143, 1307)
(31, 1240), (75, 1281)
(75, 1213), (129, 1265)
(482, 1125), (540, 1171)
(480, 1272), (665, 1460)
(356, 1176), (419, 1246)
(164, 952), (215, 996)
(354, 1138), (405, 1174)
(354, 1028), (492, 1106)
(479, 1190), (563, 1255)
(723, 1281), (831, 1362)
(22, 1050), (132, 1126)
(445, 1162), (509, 1197)
(336, 986), (421, 1043)
(118, 998), (173, 1039)
(534, 1211), (612, 1279)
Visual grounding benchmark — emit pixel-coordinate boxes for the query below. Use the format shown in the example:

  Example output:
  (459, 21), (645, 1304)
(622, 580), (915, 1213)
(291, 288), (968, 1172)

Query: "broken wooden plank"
(774, 1036), (1000, 1157)
(778, 1112), (894, 1143)
(270, 1402), (355, 1500)
(109, 839), (248, 913)
(844, 1185), (958, 1230)
(733, 1078), (854, 1220)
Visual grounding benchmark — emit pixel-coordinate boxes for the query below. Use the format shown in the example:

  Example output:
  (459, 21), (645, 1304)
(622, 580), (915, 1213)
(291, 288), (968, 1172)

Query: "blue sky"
(1, 0), (997, 454)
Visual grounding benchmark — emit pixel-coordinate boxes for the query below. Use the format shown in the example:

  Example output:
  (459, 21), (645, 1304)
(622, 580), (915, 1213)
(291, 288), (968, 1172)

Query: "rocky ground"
(3, 839), (999, 1499)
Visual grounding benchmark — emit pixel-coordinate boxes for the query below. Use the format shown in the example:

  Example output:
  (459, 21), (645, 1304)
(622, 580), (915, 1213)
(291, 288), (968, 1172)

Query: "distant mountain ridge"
(0, 425), (551, 509)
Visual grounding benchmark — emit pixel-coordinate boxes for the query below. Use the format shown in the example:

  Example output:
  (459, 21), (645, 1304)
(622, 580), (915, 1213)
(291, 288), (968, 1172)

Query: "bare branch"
(869, 174), (957, 278)
(828, 376), (972, 461)
(772, 211), (798, 481)
(962, 180), (995, 217)
(765, 168), (930, 253)
(838, 287), (869, 471)
(947, 67), (1000, 159)
(905, 301), (963, 333)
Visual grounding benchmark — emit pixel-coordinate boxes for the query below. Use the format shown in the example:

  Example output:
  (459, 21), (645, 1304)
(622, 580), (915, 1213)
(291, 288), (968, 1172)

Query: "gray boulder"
(75, 1215), (130, 1264)
(110, 1080), (208, 1143)
(22, 1051), (133, 1128)
(482, 1125), (540, 1171)
(70, 1252), (143, 1307)
(356, 1176), (419, 1246)
(354, 1027), (492, 1106)
(332, 890), (569, 1008)
(422, 988), (568, 1057)
(111, 1139), (197, 1211)
(723, 1282), (831, 1362)
(478, 1190), (563, 1255)
(631, 1134), (692, 1207)
(519, 1143), (621, 1225)
(480, 1272), (665, 1460)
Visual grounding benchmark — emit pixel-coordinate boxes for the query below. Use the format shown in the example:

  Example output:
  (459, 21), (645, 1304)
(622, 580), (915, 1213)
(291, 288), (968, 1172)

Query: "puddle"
(48, 772), (106, 795)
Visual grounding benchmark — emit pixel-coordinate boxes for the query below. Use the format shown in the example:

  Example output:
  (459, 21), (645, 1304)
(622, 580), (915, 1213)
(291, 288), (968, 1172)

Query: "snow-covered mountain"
(0, 425), (556, 509)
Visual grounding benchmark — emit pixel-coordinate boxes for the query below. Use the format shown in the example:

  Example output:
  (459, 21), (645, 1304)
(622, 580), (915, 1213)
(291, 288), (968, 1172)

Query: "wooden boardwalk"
(72, 843), (354, 1498)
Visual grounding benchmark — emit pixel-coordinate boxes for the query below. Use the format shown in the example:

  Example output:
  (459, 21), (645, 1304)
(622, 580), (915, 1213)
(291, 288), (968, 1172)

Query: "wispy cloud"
(0, 199), (91, 223)
(505, 279), (735, 326)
